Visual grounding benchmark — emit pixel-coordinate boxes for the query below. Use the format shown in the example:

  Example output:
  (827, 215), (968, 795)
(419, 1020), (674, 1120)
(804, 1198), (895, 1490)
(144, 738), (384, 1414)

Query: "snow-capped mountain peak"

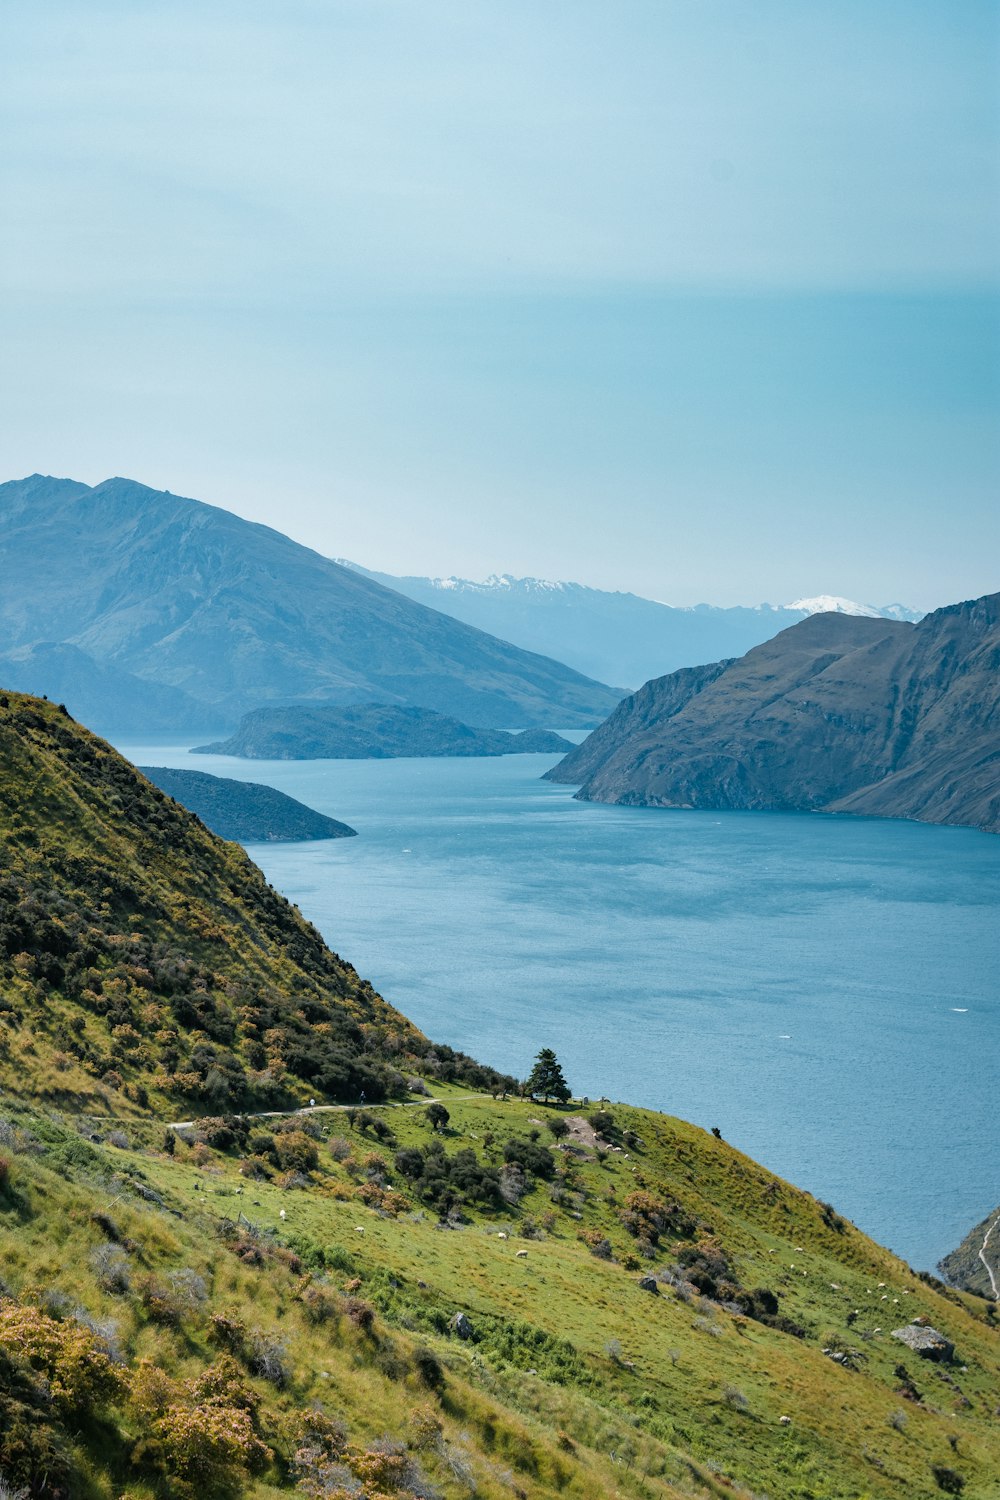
(426, 573), (573, 596)
(785, 595), (883, 618)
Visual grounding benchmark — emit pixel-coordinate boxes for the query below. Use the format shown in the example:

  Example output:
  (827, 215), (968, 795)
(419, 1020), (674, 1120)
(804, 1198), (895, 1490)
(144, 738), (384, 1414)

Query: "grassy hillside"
(0, 693), (509, 1116)
(1, 692), (998, 1499)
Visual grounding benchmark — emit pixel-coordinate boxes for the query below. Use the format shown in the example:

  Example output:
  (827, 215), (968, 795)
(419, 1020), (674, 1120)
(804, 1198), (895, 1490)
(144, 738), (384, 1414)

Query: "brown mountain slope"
(546, 593), (1000, 833)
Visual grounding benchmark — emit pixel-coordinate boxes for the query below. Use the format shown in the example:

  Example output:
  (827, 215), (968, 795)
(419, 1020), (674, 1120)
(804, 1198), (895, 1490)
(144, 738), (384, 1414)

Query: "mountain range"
(344, 562), (921, 690)
(0, 475), (622, 731)
(546, 592), (1000, 834)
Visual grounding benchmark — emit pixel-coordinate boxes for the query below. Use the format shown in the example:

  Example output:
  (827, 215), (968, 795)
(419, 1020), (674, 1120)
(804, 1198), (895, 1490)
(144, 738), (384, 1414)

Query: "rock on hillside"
(196, 703), (574, 760)
(0, 474), (622, 730)
(137, 765), (357, 842)
(545, 593), (1000, 834)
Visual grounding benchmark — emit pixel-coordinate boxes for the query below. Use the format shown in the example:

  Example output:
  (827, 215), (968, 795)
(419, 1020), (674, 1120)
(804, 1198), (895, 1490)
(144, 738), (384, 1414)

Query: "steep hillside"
(346, 562), (921, 690)
(0, 690), (998, 1499)
(0, 692), (509, 1116)
(196, 705), (573, 761)
(0, 475), (622, 730)
(545, 661), (733, 788)
(2, 1088), (999, 1500)
(546, 595), (1000, 834)
(137, 766), (357, 842)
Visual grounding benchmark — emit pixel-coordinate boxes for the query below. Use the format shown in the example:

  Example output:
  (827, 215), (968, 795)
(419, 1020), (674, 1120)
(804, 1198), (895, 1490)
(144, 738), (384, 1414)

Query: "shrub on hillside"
(502, 1137), (556, 1181)
(498, 1163), (527, 1205)
(413, 1344), (445, 1390)
(393, 1141), (500, 1211)
(0, 1344), (78, 1496)
(0, 1303), (125, 1415)
(144, 1401), (271, 1488)
(619, 1190), (695, 1250)
(248, 1332), (289, 1387)
(578, 1230), (614, 1260)
(273, 1130), (319, 1173)
(931, 1466), (965, 1494)
(90, 1242), (132, 1295)
(208, 1313), (247, 1354)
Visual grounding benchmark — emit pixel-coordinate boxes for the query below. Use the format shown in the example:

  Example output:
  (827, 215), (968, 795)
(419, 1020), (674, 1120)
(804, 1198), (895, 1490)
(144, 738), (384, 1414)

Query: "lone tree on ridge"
(526, 1048), (571, 1105)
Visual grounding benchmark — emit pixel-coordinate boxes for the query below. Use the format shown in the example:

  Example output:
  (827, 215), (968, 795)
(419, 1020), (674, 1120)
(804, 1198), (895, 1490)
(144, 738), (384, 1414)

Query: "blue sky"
(1, 1), (997, 606)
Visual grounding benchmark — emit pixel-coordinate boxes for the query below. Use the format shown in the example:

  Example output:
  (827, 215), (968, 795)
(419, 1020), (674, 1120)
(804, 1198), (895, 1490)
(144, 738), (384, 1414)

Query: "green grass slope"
(1, 692), (998, 1500)
(0, 692), (509, 1117)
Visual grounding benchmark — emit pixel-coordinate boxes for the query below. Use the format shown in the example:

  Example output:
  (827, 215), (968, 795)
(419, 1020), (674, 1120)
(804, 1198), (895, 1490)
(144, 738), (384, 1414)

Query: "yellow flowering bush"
(0, 1303), (124, 1413)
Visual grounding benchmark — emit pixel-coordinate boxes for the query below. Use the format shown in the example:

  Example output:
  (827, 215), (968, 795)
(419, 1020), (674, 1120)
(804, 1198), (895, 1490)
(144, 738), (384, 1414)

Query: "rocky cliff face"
(545, 594), (1000, 834)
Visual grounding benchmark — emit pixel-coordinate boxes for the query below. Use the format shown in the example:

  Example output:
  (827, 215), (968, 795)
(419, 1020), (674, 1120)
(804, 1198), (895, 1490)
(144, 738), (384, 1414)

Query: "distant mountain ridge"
(342, 561), (921, 689)
(0, 475), (622, 731)
(546, 592), (1000, 835)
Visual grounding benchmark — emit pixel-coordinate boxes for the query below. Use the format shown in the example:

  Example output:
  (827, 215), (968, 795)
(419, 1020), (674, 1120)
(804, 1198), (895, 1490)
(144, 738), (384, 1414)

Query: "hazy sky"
(2, 1), (997, 607)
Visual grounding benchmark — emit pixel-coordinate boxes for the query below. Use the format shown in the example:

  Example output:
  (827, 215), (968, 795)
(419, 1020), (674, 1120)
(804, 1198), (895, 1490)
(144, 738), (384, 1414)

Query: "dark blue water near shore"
(117, 736), (999, 1272)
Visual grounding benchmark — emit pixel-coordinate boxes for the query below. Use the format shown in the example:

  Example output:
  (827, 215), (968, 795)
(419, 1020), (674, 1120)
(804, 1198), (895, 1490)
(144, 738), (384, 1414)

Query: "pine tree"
(526, 1047), (571, 1105)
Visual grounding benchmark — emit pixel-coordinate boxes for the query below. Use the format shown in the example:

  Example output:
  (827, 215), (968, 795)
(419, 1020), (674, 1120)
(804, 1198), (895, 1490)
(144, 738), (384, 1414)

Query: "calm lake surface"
(116, 734), (1000, 1272)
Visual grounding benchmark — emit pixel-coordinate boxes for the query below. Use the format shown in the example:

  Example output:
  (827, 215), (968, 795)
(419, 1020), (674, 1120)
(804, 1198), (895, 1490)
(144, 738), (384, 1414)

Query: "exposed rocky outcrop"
(890, 1323), (955, 1361)
(545, 594), (1000, 834)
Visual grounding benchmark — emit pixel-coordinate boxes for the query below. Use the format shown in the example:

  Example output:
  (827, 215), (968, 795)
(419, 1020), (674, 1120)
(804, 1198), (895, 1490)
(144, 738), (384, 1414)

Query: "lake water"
(115, 734), (1000, 1272)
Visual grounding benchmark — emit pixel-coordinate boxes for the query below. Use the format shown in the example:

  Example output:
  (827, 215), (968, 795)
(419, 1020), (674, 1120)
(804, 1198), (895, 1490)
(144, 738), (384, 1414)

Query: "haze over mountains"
(345, 562), (921, 690)
(0, 475), (621, 731)
(547, 592), (1000, 835)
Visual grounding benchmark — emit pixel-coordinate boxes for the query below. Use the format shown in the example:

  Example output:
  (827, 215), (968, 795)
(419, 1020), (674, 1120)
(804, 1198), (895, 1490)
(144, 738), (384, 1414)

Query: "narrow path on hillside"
(979, 1211), (1000, 1300)
(166, 1093), (499, 1130)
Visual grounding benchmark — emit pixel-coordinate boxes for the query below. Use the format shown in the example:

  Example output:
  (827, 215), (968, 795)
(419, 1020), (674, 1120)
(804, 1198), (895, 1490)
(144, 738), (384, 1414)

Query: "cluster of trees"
(394, 1142), (501, 1211)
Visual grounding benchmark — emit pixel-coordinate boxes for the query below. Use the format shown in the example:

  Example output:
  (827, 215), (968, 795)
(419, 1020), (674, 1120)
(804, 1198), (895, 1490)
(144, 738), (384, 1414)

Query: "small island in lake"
(194, 703), (574, 760)
(139, 765), (357, 841)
